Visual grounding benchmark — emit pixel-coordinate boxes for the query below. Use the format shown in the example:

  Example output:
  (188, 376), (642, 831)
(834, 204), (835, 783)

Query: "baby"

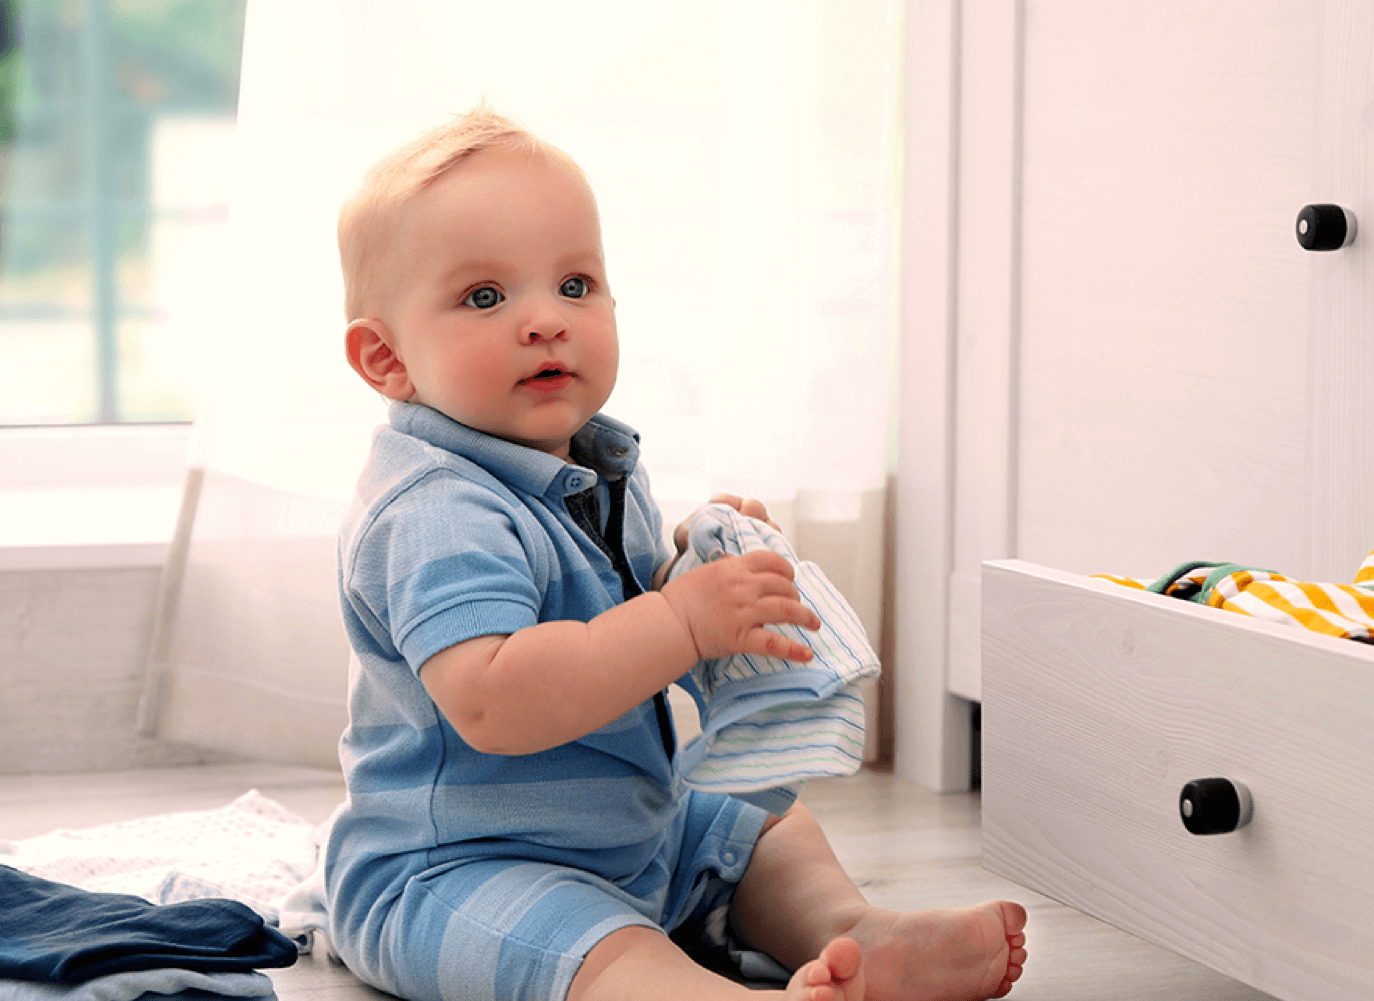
(328, 105), (1027, 1001)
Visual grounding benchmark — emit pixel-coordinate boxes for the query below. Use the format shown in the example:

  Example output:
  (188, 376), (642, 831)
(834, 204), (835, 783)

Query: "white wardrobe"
(894, 0), (1374, 791)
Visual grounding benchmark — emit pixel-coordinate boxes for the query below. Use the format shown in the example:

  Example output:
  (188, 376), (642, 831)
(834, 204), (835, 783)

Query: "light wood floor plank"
(0, 765), (1272, 999)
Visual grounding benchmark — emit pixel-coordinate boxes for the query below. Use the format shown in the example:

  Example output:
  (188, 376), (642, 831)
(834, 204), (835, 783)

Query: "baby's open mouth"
(523, 368), (569, 383)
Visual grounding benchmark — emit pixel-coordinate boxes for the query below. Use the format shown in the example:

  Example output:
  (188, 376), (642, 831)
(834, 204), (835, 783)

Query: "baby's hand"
(661, 550), (820, 662)
(672, 493), (782, 555)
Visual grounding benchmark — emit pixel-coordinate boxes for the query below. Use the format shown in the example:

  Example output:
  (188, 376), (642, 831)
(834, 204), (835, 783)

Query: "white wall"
(0, 565), (238, 773)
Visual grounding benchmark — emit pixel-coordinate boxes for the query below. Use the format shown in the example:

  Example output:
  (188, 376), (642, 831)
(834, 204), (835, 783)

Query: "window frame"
(0, 421), (190, 569)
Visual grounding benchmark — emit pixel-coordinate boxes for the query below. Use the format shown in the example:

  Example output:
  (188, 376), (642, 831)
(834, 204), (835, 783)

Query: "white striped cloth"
(667, 504), (879, 806)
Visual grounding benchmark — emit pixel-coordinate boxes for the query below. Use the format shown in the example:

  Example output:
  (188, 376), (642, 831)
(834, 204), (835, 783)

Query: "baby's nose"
(521, 304), (569, 343)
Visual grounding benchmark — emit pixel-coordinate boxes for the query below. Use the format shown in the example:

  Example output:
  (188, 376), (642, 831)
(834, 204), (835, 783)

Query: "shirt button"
(721, 850), (738, 866)
(567, 475), (584, 490)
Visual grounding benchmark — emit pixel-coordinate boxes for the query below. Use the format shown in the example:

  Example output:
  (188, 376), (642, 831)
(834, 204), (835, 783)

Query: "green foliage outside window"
(0, 0), (247, 425)
(1, 3), (18, 144)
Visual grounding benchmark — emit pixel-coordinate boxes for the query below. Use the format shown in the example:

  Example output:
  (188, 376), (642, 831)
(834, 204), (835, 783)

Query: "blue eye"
(560, 277), (589, 299)
(463, 287), (504, 309)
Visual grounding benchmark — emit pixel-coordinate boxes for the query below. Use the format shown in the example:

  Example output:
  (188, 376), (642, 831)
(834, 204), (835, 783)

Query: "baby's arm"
(421, 549), (820, 756)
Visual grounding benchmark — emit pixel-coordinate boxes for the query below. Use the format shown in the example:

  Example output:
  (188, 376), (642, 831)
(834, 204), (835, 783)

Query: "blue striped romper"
(326, 402), (771, 1001)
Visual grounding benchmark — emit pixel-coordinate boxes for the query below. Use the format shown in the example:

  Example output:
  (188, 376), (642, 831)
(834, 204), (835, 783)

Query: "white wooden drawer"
(981, 559), (1374, 1001)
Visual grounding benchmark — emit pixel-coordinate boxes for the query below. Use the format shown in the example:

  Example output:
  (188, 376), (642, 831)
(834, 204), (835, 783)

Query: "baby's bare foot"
(844, 900), (1028, 1001)
(784, 936), (865, 1001)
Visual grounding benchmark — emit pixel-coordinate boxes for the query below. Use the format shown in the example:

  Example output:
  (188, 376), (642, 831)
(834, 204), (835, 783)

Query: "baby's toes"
(820, 937), (863, 984)
(785, 958), (834, 1001)
(993, 960), (1026, 999)
(786, 938), (865, 1001)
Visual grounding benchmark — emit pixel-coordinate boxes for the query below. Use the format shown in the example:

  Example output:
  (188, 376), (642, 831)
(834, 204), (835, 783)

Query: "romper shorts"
(335, 789), (773, 1001)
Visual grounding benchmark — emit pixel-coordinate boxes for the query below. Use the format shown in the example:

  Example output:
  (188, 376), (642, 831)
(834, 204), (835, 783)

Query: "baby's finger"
(709, 494), (782, 532)
(750, 594), (820, 633)
(746, 568), (801, 602)
(739, 549), (795, 580)
(745, 625), (815, 663)
(777, 597), (821, 632)
(737, 497), (770, 522)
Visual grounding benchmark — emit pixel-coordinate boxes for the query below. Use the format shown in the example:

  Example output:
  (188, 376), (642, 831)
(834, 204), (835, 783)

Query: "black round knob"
(1180, 778), (1252, 835)
(1296, 204), (1356, 251)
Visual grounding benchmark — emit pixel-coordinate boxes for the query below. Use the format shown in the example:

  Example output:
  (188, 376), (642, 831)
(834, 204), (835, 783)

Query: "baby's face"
(386, 148), (618, 460)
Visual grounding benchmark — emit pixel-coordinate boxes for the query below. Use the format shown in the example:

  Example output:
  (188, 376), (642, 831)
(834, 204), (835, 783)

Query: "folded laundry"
(1095, 546), (1374, 643)
(667, 504), (880, 814)
(0, 968), (277, 1001)
(0, 866), (297, 986)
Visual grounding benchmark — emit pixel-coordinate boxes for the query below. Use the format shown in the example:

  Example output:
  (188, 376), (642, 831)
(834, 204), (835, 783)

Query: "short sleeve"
(344, 470), (543, 674)
(626, 463), (673, 582)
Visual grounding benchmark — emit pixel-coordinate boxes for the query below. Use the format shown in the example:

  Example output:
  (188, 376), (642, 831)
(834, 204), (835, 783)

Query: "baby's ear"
(346, 318), (414, 400)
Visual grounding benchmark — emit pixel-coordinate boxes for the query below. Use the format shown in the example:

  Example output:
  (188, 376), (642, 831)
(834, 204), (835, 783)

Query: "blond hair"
(338, 106), (580, 321)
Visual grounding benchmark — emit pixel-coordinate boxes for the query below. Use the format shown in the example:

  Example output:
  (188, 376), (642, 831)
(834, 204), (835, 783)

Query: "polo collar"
(389, 402), (641, 499)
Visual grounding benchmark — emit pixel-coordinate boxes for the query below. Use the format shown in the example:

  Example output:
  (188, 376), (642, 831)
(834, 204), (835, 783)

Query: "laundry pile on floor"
(0, 866), (296, 1001)
(0, 791), (329, 1001)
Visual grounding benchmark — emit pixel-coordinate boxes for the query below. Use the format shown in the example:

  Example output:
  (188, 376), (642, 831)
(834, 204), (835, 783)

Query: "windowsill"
(0, 485), (183, 571)
(0, 425), (191, 572)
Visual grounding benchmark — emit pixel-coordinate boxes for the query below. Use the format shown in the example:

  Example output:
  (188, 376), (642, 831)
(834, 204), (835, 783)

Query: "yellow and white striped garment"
(1095, 547), (1374, 643)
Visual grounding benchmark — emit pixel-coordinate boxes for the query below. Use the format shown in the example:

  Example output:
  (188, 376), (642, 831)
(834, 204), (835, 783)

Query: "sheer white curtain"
(139, 0), (903, 767)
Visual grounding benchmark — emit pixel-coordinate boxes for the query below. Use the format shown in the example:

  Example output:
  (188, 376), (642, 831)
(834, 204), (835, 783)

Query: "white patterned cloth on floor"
(667, 504), (879, 812)
(0, 791), (318, 930)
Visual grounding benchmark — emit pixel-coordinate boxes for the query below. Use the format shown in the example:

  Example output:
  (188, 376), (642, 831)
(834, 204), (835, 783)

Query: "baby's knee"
(567, 926), (666, 1001)
(568, 925), (734, 1001)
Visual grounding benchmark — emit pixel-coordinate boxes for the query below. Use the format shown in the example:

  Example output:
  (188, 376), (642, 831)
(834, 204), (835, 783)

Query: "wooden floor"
(0, 763), (1274, 1000)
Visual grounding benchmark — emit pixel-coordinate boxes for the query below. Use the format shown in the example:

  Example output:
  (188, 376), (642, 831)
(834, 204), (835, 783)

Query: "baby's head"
(341, 107), (618, 461)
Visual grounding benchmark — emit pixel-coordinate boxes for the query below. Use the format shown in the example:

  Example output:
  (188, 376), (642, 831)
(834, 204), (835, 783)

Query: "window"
(0, 0), (245, 426)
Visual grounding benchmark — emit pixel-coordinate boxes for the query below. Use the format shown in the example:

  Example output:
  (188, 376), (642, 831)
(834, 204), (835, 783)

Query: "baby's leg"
(568, 926), (864, 1001)
(729, 803), (1028, 1001)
